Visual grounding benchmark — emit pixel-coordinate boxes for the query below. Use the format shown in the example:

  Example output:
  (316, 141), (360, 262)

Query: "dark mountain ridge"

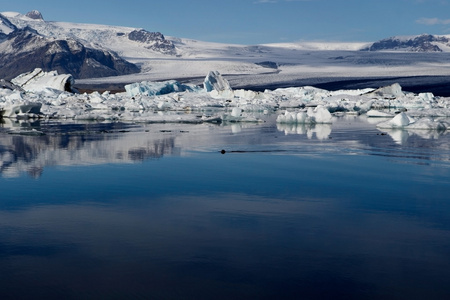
(0, 26), (139, 80)
(362, 34), (450, 52)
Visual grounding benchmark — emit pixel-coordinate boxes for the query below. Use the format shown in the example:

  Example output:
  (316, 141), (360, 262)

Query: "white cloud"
(416, 17), (450, 25)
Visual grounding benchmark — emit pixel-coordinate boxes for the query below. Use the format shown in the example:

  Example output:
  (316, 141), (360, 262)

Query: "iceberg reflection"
(276, 123), (332, 140)
(382, 127), (449, 145)
(1, 116), (450, 178)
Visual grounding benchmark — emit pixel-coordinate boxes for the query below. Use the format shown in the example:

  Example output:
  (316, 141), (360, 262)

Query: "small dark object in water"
(220, 149), (226, 154)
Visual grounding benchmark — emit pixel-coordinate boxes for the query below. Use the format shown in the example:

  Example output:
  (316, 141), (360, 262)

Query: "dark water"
(1, 116), (450, 299)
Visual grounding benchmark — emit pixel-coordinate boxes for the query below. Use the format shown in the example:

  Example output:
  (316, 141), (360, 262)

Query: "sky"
(1, 0), (450, 44)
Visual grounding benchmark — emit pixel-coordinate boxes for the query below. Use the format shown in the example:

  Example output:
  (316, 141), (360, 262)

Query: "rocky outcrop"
(128, 29), (176, 55)
(25, 10), (44, 20)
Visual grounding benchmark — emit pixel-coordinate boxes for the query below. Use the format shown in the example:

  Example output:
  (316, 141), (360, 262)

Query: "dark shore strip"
(236, 76), (450, 97)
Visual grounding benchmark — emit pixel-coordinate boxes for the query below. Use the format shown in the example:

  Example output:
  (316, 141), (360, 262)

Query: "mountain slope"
(0, 25), (140, 80)
(0, 11), (152, 79)
(1, 11), (177, 57)
(0, 13), (16, 38)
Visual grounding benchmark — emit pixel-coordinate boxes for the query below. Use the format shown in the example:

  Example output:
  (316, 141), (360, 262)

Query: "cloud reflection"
(0, 191), (449, 298)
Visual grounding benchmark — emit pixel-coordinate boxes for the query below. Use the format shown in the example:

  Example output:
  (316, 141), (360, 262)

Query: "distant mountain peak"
(25, 10), (44, 20)
(362, 34), (450, 52)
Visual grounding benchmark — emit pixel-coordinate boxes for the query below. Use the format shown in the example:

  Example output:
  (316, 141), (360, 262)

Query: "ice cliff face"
(362, 34), (450, 52)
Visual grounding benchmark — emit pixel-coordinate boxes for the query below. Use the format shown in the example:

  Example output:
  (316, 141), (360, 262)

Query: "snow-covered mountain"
(0, 11), (152, 79)
(2, 10), (450, 89)
(0, 26), (140, 80)
(0, 13), (16, 37)
(362, 34), (450, 52)
(2, 12), (178, 56)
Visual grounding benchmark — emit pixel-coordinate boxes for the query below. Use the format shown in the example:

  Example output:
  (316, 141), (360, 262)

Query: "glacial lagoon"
(1, 115), (450, 299)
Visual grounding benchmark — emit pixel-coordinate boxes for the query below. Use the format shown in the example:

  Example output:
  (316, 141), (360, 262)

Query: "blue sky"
(2, 0), (450, 44)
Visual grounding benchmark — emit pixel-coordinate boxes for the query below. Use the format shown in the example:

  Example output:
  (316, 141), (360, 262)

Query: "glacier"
(0, 68), (449, 132)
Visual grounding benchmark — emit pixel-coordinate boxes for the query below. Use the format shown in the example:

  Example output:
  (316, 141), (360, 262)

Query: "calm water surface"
(1, 116), (450, 299)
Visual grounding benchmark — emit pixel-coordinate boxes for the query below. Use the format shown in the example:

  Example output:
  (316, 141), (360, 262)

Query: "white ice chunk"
(311, 106), (333, 123)
(203, 71), (231, 92)
(11, 68), (75, 93)
(377, 112), (416, 128)
(2, 102), (42, 118)
(365, 83), (405, 99)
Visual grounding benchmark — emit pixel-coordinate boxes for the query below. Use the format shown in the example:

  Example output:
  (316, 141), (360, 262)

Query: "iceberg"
(203, 71), (232, 92)
(376, 112), (415, 128)
(125, 80), (200, 97)
(11, 68), (76, 93)
(365, 83), (404, 99)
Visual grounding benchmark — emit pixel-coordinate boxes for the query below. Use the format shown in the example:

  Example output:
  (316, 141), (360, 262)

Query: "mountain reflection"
(1, 116), (450, 178)
(0, 126), (179, 178)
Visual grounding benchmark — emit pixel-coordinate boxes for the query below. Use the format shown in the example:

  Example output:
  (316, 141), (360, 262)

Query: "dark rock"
(128, 29), (176, 55)
(25, 10), (44, 20)
(255, 61), (278, 69)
